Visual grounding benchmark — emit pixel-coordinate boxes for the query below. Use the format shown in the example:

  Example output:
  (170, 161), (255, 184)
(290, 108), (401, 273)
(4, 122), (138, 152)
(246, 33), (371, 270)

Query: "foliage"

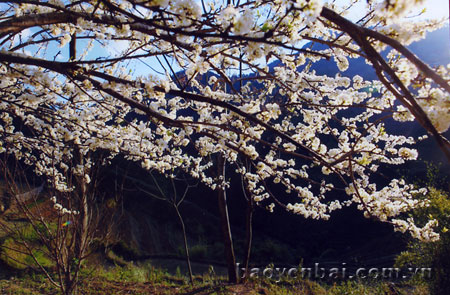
(249, 238), (295, 265)
(0, 222), (55, 271)
(0, 262), (434, 295)
(0, 156), (122, 295)
(1, 0), (450, 288)
(95, 262), (157, 283)
(0, 237), (30, 270)
(189, 244), (209, 260)
(395, 188), (450, 295)
(0, 0), (448, 242)
(326, 280), (426, 295)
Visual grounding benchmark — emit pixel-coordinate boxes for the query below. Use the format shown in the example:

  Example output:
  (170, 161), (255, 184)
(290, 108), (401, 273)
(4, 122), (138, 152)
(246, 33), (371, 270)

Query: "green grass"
(94, 262), (167, 283)
(0, 262), (433, 295)
(0, 221), (55, 271)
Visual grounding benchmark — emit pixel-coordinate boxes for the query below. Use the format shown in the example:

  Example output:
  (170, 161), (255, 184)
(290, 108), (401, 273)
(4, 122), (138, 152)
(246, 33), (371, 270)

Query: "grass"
(0, 188), (435, 295)
(0, 221), (55, 271)
(0, 222), (433, 294)
(0, 261), (432, 295)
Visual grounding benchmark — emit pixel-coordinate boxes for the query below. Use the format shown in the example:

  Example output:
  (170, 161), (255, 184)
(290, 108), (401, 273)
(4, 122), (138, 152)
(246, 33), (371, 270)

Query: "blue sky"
(419, 0), (448, 20)
(5, 0), (449, 79)
(341, 0), (448, 21)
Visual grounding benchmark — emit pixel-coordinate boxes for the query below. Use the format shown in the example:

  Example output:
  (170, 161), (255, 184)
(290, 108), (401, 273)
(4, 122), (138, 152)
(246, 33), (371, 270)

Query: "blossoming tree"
(0, 0), (449, 283)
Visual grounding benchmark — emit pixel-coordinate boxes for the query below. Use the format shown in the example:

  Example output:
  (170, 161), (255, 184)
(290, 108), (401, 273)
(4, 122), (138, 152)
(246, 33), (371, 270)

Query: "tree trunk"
(217, 155), (237, 283)
(242, 196), (253, 282)
(77, 153), (89, 263)
(69, 34), (76, 61)
(174, 205), (194, 285)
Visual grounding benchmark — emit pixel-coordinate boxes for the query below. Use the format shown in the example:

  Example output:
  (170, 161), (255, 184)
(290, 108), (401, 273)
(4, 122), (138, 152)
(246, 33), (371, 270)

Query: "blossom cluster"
(0, 0), (446, 242)
(50, 196), (79, 215)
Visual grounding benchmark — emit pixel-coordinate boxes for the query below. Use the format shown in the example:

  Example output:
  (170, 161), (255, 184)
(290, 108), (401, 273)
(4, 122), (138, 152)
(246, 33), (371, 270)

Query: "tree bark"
(217, 154), (237, 283)
(242, 195), (253, 282)
(69, 34), (76, 61)
(174, 205), (194, 285)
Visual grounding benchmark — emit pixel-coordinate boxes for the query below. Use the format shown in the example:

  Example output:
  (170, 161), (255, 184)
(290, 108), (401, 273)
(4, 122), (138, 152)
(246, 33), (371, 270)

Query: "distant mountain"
(269, 26), (450, 78)
(409, 27), (450, 67)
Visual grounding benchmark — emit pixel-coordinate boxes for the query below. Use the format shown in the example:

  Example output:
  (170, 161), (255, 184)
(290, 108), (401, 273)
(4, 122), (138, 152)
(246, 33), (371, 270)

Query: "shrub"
(394, 188), (450, 295)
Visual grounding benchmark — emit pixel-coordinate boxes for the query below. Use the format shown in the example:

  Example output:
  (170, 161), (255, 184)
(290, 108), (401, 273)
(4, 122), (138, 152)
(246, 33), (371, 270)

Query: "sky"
(135, 0), (450, 78)
(337, 0), (449, 21)
(6, 0), (450, 79)
(421, 0), (449, 20)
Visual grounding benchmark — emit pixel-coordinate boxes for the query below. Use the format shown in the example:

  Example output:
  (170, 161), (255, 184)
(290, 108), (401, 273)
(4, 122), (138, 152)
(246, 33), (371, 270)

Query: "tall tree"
(0, 0), (449, 282)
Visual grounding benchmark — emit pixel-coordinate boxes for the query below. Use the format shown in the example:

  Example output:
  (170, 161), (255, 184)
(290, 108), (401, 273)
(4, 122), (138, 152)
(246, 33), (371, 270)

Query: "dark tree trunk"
(174, 205), (194, 284)
(242, 196), (253, 282)
(69, 34), (76, 61)
(217, 155), (237, 283)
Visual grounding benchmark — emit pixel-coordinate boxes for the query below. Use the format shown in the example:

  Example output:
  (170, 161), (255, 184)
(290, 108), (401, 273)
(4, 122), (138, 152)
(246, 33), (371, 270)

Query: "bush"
(394, 188), (450, 295)
(0, 222), (54, 271)
(251, 239), (295, 265)
(189, 244), (208, 260)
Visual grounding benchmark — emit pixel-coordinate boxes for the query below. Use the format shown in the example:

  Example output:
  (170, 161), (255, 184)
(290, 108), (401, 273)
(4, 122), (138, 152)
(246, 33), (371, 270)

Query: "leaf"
(358, 156), (372, 166)
(261, 23), (271, 33)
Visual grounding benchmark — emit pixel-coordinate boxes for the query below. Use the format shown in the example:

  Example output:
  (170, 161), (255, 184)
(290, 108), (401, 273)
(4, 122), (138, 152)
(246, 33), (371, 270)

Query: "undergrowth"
(0, 262), (432, 295)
